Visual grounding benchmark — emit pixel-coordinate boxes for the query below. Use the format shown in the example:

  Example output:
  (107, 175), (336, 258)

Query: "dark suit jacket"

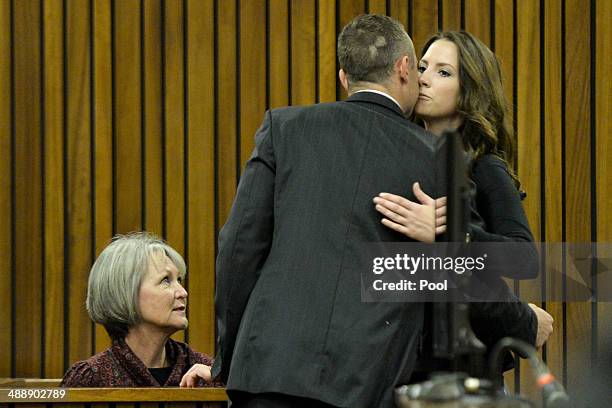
(212, 92), (443, 407)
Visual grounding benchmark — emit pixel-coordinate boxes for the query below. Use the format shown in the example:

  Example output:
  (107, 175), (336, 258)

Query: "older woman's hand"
(179, 363), (212, 387)
(373, 182), (447, 242)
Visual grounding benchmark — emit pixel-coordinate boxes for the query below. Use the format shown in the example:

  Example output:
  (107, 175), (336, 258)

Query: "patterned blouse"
(60, 338), (215, 387)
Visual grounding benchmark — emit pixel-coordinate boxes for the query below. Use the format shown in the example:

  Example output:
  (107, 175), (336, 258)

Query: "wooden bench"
(0, 379), (228, 407)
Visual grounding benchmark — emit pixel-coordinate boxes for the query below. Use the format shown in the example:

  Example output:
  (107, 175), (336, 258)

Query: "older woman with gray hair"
(61, 232), (213, 387)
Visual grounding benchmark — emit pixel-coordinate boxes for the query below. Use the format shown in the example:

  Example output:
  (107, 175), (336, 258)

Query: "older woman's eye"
(161, 276), (170, 284)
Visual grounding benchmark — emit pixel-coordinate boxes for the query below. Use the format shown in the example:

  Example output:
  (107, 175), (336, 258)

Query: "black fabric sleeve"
(211, 110), (276, 383)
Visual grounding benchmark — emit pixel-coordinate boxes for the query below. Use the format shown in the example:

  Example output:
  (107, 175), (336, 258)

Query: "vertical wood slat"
(93, 0), (113, 354)
(164, 0), (186, 344)
(543, 0), (564, 390)
(464, 0), (490, 46)
(564, 0), (592, 396)
(14, 0), (43, 378)
(269, 0), (289, 108)
(0, 0), (13, 377)
(411, 0), (438, 56)
(595, 0), (612, 391)
(367, 0), (386, 15)
(516, 0), (541, 399)
(239, 0), (266, 168)
(216, 0), (237, 226)
(42, 0), (65, 378)
(317, 0), (336, 103)
(186, 0), (216, 356)
(441, 0), (461, 31)
(144, 0), (164, 237)
(114, 0), (142, 234)
(291, 0), (316, 106)
(66, 0), (94, 367)
(388, 0), (409, 35)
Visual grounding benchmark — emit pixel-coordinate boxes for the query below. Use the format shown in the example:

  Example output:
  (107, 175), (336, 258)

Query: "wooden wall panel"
(564, 0), (592, 396)
(291, 0), (316, 106)
(42, 0), (65, 378)
(0, 2), (608, 400)
(0, 0), (12, 378)
(516, 0), (541, 398)
(114, 0), (142, 233)
(269, 0), (289, 108)
(13, 0), (42, 378)
(216, 0), (237, 226)
(93, 0), (113, 355)
(317, 0), (336, 103)
(441, 0), (461, 31)
(66, 0), (94, 367)
(596, 0), (612, 387)
(411, 0), (438, 56)
(464, 0), (490, 46)
(239, 0), (266, 168)
(543, 0), (564, 390)
(143, 0), (164, 237)
(186, 0), (216, 356)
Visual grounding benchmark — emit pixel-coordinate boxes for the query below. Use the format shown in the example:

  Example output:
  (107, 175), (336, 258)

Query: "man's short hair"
(338, 14), (414, 86)
(86, 232), (186, 339)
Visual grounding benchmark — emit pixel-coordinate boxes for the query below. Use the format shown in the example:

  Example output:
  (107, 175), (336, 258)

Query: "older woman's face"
(138, 252), (188, 334)
(414, 39), (462, 128)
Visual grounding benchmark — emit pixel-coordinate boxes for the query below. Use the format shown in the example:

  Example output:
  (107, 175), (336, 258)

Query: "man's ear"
(397, 56), (410, 83)
(339, 69), (349, 92)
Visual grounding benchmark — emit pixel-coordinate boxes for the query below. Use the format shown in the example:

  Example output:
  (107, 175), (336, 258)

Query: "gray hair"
(338, 14), (414, 87)
(86, 232), (186, 339)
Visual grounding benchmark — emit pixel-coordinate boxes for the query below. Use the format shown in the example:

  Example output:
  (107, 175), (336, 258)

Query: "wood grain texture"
(367, 0), (386, 15)
(564, 0), (592, 396)
(66, 0), (94, 367)
(411, 0), (438, 56)
(441, 0), (461, 31)
(93, 0), (113, 354)
(239, 0), (266, 168)
(596, 0), (612, 385)
(543, 0), (564, 390)
(144, 0), (164, 237)
(114, 0), (142, 234)
(216, 0), (237, 226)
(291, 0), (316, 106)
(42, 0), (65, 379)
(317, 0), (336, 103)
(186, 0), (216, 356)
(0, 0), (13, 378)
(464, 0), (490, 46)
(388, 0), (409, 34)
(13, 0), (43, 377)
(269, 0), (289, 108)
(516, 1), (540, 398)
(164, 0), (186, 344)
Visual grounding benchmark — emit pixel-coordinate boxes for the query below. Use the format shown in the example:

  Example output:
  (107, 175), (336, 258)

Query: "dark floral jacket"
(60, 337), (215, 387)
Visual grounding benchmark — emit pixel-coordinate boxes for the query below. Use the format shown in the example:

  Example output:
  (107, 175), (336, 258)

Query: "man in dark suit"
(212, 15), (437, 407)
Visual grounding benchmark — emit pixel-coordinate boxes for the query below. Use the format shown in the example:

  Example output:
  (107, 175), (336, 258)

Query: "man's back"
(214, 92), (442, 407)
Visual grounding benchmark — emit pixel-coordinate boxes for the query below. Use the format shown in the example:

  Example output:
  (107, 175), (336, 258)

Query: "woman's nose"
(418, 72), (430, 87)
(176, 284), (188, 299)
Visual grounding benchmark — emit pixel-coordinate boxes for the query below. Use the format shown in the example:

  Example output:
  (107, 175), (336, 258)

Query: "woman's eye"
(417, 66), (426, 73)
(161, 276), (170, 284)
(439, 70), (451, 77)
(177, 277), (183, 284)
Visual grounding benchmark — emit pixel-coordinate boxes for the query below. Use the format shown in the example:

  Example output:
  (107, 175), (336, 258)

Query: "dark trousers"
(228, 391), (339, 408)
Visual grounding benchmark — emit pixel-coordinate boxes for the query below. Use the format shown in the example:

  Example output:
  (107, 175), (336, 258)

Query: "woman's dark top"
(60, 337), (214, 387)
(469, 154), (537, 367)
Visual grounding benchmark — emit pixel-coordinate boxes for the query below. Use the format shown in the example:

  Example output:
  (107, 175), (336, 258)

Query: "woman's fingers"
(179, 364), (212, 388)
(412, 182), (433, 205)
(376, 192), (418, 212)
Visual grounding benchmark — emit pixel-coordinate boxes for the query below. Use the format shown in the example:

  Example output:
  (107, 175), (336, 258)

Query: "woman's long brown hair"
(419, 31), (520, 188)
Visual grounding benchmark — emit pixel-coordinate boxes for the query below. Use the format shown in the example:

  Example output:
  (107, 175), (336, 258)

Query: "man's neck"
(349, 83), (404, 113)
(124, 326), (171, 368)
